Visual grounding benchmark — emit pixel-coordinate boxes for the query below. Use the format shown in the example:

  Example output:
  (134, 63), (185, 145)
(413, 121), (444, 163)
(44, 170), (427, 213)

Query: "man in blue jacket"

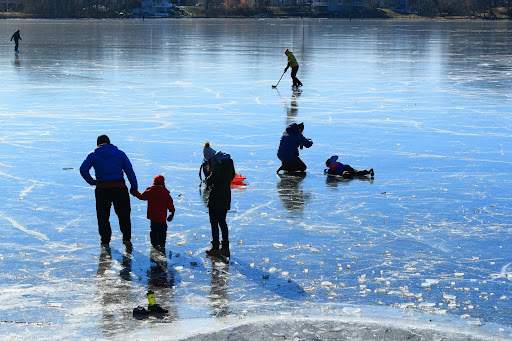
(80, 135), (138, 249)
(276, 122), (313, 173)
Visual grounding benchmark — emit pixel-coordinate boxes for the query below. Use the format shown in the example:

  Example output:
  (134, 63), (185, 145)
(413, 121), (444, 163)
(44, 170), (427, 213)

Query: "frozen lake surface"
(0, 18), (511, 339)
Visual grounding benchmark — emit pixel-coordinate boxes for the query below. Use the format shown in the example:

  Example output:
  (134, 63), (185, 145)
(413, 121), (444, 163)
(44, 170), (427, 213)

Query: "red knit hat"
(153, 175), (165, 186)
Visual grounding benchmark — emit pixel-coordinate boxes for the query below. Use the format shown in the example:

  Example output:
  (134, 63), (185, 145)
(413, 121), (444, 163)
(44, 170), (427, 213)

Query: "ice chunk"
(342, 307), (361, 315)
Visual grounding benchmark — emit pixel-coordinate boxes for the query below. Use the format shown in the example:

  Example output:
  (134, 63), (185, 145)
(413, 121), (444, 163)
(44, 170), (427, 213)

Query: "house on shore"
(133, 0), (178, 16)
(1, 1), (24, 11)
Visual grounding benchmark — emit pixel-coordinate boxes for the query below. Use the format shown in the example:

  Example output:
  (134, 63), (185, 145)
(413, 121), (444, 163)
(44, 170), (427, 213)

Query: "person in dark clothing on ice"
(133, 175), (175, 253)
(80, 135), (138, 250)
(203, 142), (236, 258)
(325, 155), (374, 179)
(10, 30), (21, 53)
(276, 122), (313, 174)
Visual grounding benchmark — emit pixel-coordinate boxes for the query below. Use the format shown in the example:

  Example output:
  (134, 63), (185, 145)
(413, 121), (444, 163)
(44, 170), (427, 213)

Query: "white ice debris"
(342, 307), (361, 315)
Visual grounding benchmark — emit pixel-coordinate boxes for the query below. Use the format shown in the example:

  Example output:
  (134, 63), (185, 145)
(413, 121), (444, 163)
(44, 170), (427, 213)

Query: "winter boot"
(220, 240), (230, 258)
(206, 241), (221, 256)
(148, 304), (168, 314)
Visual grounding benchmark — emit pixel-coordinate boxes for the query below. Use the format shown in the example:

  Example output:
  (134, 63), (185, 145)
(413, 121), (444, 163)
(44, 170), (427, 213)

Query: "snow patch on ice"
(0, 213), (49, 241)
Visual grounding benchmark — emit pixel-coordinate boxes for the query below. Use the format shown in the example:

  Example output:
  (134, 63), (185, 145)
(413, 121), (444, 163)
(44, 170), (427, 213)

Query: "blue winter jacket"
(80, 144), (138, 190)
(277, 123), (313, 164)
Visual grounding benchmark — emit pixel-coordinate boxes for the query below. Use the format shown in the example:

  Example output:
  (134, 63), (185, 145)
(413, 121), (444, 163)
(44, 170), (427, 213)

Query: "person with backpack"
(132, 175), (175, 253)
(203, 142), (236, 258)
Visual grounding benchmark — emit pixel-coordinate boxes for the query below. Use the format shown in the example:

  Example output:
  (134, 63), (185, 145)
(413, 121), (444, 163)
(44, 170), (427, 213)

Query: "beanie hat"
(203, 144), (217, 161)
(153, 175), (165, 186)
(97, 134), (110, 146)
(285, 48), (289, 54)
(325, 155), (338, 167)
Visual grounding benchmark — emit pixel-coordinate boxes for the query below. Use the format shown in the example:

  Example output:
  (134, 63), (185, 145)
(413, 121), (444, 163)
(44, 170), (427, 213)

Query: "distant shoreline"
(0, 7), (511, 21)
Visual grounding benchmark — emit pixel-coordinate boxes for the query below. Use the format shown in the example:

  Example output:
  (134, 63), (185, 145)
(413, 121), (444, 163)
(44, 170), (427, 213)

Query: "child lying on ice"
(324, 155), (374, 179)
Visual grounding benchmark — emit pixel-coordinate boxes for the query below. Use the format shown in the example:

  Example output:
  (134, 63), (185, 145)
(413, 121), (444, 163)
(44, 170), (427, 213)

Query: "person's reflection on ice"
(208, 258), (230, 317)
(286, 90), (301, 125)
(146, 248), (176, 319)
(276, 173), (311, 213)
(96, 248), (133, 337)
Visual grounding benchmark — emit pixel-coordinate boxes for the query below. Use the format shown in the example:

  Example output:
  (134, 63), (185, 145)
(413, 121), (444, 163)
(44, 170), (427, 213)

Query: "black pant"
(208, 209), (229, 244)
(291, 66), (302, 87)
(340, 165), (370, 176)
(95, 187), (131, 245)
(14, 40), (19, 52)
(150, 221), (167, 247)
(281, 156), (307, 172)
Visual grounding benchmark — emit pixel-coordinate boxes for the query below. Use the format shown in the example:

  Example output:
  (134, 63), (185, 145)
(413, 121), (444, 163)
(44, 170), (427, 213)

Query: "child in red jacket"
(133, 175), (175, 252)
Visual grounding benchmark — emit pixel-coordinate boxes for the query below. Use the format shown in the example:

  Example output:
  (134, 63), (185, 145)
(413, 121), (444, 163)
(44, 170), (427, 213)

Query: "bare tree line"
(22, 0), (140, 17)
(15, 0), (512, 17)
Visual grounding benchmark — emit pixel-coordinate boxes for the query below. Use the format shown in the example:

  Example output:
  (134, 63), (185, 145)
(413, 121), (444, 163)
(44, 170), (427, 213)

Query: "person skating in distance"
(10, 30), (21, 53)
(324, 155), (374, 179)
(284, 49), (302, 89)
(276, 122), (313, 174)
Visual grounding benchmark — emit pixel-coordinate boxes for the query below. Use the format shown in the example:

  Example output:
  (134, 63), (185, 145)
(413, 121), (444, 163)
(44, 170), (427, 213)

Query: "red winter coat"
(135, 175), (175, 223)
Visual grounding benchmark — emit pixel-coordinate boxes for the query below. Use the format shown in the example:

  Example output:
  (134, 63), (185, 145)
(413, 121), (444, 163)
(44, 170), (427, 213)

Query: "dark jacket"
(135, 175), (175, 223)
(277, 123), (313, 164)
(80, 144), (138, 190)
(205, 152), (235, 212)
(11, 31), (21, 42)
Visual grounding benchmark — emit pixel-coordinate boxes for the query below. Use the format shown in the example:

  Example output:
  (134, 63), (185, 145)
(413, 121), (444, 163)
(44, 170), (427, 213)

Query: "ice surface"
(0, 19), (511, 339)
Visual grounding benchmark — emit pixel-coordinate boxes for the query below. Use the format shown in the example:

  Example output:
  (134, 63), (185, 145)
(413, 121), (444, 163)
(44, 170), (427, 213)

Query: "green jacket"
(287, 52), (299, 68)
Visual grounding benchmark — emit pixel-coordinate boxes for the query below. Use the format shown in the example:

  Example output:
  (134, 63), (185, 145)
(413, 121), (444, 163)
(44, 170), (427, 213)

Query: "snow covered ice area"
(0, 18), (512, 340)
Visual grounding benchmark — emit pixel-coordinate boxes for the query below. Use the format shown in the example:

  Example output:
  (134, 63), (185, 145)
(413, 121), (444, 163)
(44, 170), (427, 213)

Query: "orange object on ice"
(231, 173), (246, 185)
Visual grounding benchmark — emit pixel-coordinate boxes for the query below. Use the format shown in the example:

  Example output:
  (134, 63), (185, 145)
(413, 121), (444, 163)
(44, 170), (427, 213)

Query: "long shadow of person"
(207, 257), (230, 317)
(276, 173), (311, 214)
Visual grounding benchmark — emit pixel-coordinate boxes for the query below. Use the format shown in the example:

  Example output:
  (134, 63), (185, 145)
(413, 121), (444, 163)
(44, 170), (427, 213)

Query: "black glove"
(130, 188), (138, 196)
(167, 212), (175, 222)
(284, 67), (288, 73)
